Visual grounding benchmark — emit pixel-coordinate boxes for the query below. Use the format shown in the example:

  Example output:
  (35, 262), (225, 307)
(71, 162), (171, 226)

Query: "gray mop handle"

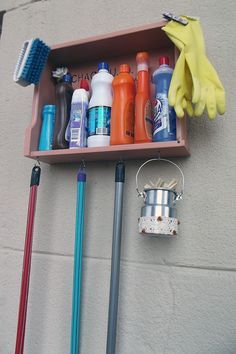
(106, 162), (125, 354)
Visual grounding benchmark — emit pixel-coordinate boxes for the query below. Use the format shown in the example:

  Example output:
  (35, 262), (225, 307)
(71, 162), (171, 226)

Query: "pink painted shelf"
(30, 141), (188, 164)
(24, 21), (190, 164)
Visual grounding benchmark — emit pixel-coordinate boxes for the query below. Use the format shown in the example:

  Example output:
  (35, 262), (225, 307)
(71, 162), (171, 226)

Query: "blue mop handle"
(70, 169), (86, 354)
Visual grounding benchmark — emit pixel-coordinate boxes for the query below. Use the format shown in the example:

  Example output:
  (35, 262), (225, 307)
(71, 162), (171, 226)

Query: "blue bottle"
(152, 56), (176, 142)
(38, 105), (56, 150)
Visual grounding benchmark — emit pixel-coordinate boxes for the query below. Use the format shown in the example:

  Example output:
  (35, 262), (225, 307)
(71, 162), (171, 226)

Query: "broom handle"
(106, 162), (125, 354)
(70, 169), (86, 354)
(15, 166), (41, 354)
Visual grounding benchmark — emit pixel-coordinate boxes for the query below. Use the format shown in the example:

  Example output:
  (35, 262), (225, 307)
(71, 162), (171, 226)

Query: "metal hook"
(34, 157), (40, 167)
(80, 159), (86, 170)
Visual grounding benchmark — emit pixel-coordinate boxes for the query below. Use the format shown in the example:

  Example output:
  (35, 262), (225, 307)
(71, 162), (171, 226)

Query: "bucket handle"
(135, 158), (184, 201)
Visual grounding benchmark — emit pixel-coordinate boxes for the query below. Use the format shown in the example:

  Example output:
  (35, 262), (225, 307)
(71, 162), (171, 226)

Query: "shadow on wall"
(0, 11), (5, 37)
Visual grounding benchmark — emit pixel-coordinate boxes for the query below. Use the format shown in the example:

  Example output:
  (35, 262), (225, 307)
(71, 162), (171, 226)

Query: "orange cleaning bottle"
(110, 64), (135, 145)
(134, 52), (152, 143)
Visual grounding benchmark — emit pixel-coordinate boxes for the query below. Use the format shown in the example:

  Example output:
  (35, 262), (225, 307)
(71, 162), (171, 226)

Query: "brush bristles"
(14, 38), (50, 86)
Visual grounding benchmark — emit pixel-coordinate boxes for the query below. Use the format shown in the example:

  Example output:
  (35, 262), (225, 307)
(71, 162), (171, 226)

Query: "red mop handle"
(15, 166), (41, 354)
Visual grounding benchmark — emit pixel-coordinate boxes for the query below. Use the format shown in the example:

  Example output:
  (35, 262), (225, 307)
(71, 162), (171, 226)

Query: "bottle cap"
(98, 62), (109, 71)
(120, 64), (130, 73)
(87, 135), (110, 147)
(136, 52), (149, 63)
(136, 52), (149, 72)
(62, 73), (73, 83)
(42, 105), (56, 114)
(71, 88), (89, 103)
(159, 56), (169, 66)
(80, 79), (90, 91)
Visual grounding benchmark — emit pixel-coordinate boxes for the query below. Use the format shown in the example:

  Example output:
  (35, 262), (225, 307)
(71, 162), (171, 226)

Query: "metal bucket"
(136, 158), (184, 237)
(141, 188), (177, 218)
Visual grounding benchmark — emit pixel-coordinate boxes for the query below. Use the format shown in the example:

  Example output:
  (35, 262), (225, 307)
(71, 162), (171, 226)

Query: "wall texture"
(0, 1), (236, 353)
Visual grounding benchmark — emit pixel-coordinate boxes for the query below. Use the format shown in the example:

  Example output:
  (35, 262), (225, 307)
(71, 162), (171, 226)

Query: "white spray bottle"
(65, 79), (90, 148)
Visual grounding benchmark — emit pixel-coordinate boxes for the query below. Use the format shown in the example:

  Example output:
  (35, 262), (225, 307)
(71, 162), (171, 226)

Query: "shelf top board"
(49, 21), (170, 66)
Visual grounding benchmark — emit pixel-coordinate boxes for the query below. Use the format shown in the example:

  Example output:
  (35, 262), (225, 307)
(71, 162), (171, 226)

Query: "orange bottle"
(110, 64), (135, 145)
(134, 52), (152, 143)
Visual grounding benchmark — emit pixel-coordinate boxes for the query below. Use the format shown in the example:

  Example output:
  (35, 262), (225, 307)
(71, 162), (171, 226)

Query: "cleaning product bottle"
(88, 62), (113, 147)
(66, 79), (90, 149)
(152, 56), (176, 141)
(38, 105), (56, 151)
(53, 73), (74, 149)
(134, 52), (152, 143)
(110, 64), (135, 145)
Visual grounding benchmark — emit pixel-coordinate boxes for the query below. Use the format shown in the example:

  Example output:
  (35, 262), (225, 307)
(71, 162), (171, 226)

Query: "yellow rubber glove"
(163, 34), (194, 118)
(190, 20), (225, 118)
(163, 16), (226, 119)
(162, 17), (201, 104)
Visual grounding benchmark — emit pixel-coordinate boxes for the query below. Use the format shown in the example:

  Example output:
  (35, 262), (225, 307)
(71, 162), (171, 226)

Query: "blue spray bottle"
(38, 105), (56, 150)
(152, 56), (176, 142)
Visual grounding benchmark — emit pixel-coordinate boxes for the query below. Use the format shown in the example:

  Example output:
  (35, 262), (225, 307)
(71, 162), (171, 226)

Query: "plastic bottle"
(134, 52), (152, 143)
(53, 73), (74, 149)
(65, 79), (90, 149)
(152, 56), (176, 142)
(110, 64), (135, 145)
(38, 105), (56, 151)
(88, 62), (113, 147)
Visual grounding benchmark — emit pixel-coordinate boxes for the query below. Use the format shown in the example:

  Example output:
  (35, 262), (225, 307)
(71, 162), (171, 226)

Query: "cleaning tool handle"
(15, 166), (40, 354)
(106, 162), (125, 354)
(77, 169), (86, 182)
(115, 162), (125, 183)
(70, 168), (86, 354)
(30, 165), (41, 186)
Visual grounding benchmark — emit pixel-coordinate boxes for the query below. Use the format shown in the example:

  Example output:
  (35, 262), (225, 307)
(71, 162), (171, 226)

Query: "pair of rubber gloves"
(162, 16), (226, 119)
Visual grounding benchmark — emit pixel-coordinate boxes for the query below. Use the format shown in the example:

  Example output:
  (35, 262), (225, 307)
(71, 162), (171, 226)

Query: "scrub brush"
(13, 38), (50, 86)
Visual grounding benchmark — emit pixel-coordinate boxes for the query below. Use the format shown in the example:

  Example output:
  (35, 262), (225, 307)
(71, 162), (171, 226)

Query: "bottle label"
(68, 102), (88, 148)
(88, 106), (111, 136)
(124, 102), (134, 138)
(39, 113), (55, 151)
(153, 93), (169, 135)
(144, 99), (153, 139)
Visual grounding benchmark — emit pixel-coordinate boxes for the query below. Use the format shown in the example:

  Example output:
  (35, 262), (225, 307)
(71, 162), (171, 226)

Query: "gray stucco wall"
(0, 1), (236, 353)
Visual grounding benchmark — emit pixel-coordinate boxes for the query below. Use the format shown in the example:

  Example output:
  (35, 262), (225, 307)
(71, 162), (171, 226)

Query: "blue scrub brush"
(13, 38), (50, 87)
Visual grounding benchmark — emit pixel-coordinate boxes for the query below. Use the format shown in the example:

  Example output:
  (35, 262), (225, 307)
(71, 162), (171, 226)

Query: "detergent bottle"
(53, 73), (74, 149)
(110, 64), (135, 145)
(152, 56), (176, 142)
(38, 105), (56, 151)
(88, 62), (113, 147)
(134, 52), (152, 143)
(66, 79), (90, 149)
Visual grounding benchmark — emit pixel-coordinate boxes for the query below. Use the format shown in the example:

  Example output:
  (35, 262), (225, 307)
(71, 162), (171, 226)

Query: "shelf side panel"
(24, 63), (55, 156)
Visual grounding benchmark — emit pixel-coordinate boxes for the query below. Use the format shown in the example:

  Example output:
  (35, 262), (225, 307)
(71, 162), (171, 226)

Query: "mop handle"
(106, 162), (125, 354)
(70, 169), (86, 354)
(15, 166), (41, 354)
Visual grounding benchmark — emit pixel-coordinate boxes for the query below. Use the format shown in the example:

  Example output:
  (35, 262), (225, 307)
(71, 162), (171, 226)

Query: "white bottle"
(88, 61), (113, 147)
(65, 79), (90, 148)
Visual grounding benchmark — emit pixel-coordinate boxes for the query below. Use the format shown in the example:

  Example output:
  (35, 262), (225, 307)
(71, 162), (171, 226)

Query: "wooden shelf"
(24, 21), (189, 164)
(29, 141), (189, 164)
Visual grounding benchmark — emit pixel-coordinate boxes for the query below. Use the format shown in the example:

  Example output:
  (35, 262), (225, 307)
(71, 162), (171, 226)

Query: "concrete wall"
(0, 1), (236, 353)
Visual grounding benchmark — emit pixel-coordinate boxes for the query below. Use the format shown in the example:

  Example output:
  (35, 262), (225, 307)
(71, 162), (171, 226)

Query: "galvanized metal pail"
(136, 158), (184, 237)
